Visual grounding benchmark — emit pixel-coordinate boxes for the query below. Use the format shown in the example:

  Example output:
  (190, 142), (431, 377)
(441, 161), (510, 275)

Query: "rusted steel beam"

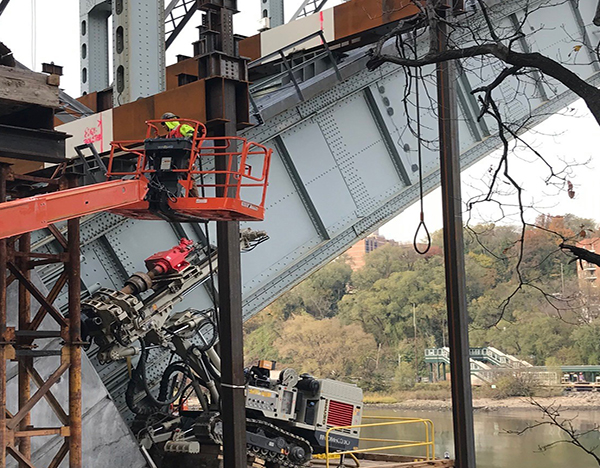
(28, 364), (69, 426)
(48, 441), (69, 468)
(47, 225), (68, 250)
(0, 163), (8, 468)
(67, 174), (82, 468)
(27, 258), (66, 269)
(6, 446), (36, 468)
(15, 426), (69, 437)
(29, 270), (68, 333)
(6, 361), (70, 431)
(333, 0), (419, 40)
(7, 263), (68, 328)
(12, 251), (67, 261)
(17, 232), (31, 467)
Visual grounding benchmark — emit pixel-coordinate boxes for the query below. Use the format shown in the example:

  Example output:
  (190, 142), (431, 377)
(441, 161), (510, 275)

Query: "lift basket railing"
(106, 119), (272, 221)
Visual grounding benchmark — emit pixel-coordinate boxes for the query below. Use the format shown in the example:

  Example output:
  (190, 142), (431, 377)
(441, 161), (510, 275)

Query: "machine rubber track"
(246, 418), (312, 467)
(193, 415), (312, 467)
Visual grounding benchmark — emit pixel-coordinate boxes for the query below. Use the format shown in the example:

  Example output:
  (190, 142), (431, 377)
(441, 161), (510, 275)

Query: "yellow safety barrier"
(323, 416), (435, 468)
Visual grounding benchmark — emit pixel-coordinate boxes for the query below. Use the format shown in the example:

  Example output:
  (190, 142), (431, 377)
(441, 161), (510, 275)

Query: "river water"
(362, 407), (600, 467)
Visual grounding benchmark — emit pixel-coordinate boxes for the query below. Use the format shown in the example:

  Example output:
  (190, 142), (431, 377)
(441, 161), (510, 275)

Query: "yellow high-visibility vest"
(165, 121), (194, 138)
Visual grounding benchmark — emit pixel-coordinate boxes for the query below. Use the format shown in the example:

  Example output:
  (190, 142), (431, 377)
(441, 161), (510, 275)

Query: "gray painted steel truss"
(61, 0), (599, 421)
(80, 0), (167, 103)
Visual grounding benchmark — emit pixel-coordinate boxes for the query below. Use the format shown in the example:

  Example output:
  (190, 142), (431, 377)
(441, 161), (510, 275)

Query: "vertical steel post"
(67, 174), (82, 468)
(18, 232), (31, 467)
(436, 11), (477, 468)
(217, 212), (247, 468)
(0, 163), (8, 468)
(198, 2), (248, 466)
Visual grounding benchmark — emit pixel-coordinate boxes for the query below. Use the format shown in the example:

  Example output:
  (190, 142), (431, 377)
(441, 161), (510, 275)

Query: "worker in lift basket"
(161, 112), (195, 138)
(160, 112), (199, 197)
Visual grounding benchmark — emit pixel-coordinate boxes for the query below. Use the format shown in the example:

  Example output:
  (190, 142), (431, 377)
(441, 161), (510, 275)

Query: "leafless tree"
(508, 399), (600, 466)
(367, 0), (600, 323)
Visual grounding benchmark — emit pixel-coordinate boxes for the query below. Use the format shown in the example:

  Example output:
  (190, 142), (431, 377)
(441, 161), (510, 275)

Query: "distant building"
(345, 231), (396, 270)
(576, 237), (600, 289)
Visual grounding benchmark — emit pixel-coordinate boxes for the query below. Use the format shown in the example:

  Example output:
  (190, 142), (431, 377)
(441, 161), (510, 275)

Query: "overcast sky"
(0, 0), (598, 242)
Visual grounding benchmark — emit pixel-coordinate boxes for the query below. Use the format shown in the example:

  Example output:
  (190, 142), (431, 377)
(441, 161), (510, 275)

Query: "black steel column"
(198, 1), (247, 467)
(217, 82), (247, 468)
(436, 11), (477, 468)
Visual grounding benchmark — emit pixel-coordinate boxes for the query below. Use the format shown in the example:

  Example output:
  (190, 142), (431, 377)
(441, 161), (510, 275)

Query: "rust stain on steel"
(113, 79), (207, 141)
(166, 59), (200, 91)
(0, 169), (82, 467)
(6, 361), (70, 431)
(76, 92), (98, 113)
(112, 95), (156, 141)
(334, 0), (419, 39)
(155, 80), (207, 124)
(18, 232), (32, 466)
(67, 218), (82, 468)
(67, 174), (82, 468)
(239, 33), (261, 61)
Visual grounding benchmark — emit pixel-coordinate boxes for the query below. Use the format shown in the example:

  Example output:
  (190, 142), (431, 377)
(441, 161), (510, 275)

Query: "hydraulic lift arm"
(0, 119), (272, 240)
(0, 179), (147, 240)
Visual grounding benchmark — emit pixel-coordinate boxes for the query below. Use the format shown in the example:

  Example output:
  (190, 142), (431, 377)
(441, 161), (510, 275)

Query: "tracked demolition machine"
(82, 236), (364, 467)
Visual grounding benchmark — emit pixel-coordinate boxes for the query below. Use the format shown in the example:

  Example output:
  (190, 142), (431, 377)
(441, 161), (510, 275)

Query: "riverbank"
(365, 392), (600, 412)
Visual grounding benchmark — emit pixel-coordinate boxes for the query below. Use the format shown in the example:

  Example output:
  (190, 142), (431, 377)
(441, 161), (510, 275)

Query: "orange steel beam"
(0, 179), (147, 240)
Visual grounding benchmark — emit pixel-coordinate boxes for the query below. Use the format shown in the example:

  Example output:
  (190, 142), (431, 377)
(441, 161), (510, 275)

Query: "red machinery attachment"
(144, 238), (195, 274)
(107, 119), (272, 222)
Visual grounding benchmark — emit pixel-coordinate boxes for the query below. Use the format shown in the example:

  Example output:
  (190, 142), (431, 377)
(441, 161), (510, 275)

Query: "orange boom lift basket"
(107, 119), (272, 222)
(0, 119), (272, 240)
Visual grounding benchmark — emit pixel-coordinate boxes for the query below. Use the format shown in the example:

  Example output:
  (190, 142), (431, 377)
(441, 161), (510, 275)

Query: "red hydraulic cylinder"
(0, 179), (147, 240)
(144, 238), (195, 274)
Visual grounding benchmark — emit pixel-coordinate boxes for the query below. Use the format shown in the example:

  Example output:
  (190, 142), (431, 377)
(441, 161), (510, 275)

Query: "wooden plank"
(0, 65), (59, 109)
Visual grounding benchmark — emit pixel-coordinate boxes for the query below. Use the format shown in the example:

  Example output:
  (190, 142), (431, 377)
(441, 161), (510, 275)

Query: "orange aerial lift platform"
(0, 119), (272, 239)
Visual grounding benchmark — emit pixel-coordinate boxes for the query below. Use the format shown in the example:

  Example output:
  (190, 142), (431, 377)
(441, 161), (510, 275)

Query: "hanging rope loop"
(414, 212), (431, 255)
(412, 32), (432, 255)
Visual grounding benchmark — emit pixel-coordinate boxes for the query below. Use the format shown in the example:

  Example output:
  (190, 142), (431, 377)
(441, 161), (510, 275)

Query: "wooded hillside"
(244, 215), (600, 391)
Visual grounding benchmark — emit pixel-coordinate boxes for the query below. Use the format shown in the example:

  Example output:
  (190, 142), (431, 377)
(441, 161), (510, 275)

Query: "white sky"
(380, 100), (600, 242)
(1, 0), (598, 242)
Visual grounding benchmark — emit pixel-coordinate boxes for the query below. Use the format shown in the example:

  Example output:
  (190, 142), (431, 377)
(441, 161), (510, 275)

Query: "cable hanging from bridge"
(413, 31), (431, 256)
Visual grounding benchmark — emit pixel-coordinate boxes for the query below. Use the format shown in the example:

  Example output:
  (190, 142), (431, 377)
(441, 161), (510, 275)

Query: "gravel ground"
(368, 392), (600, 412)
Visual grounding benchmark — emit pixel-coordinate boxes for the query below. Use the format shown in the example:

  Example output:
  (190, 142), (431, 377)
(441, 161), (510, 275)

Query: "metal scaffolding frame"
(0, 165), (82, 468)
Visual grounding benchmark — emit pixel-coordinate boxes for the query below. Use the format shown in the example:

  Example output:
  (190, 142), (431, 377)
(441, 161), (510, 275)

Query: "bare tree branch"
(508, 399), (600, 466)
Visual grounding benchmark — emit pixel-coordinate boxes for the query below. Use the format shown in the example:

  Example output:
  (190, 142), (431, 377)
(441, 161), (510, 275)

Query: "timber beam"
(0, 65), (59, 110)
